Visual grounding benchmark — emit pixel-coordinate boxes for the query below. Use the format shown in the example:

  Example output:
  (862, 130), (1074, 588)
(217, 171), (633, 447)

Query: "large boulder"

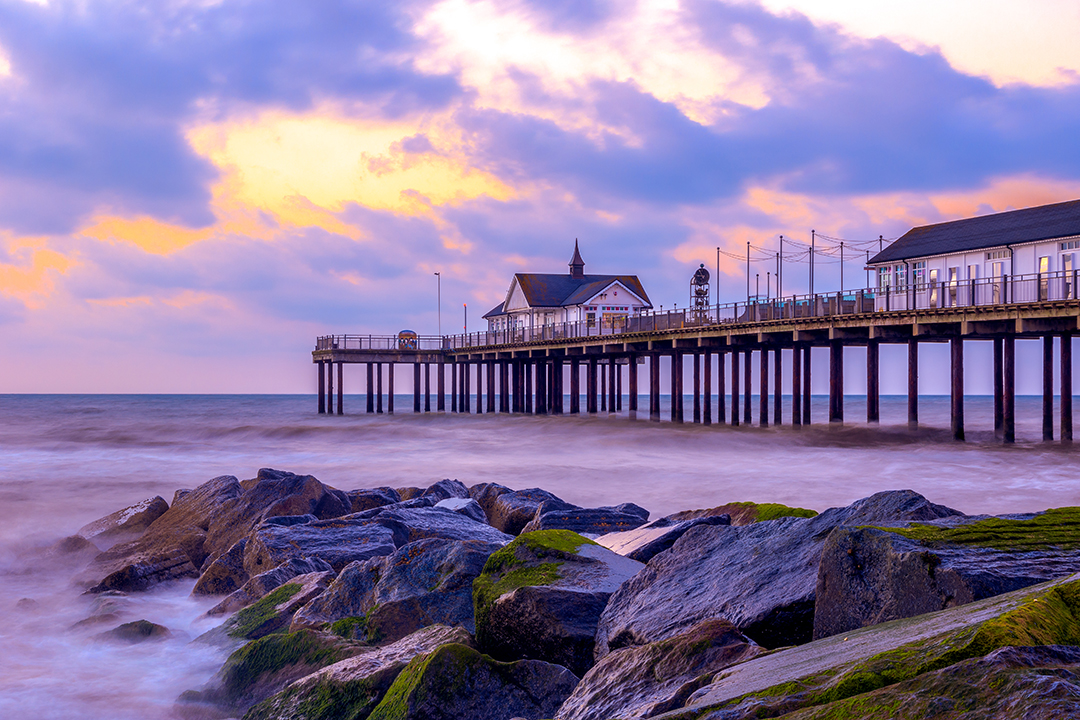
(655, 572), (1080, 719)
(475, 529), (644, 676)
(520, 507), (649, 536)
(244, 518), (398, 576)
(208, 556), (333, 616)
(666, 500), (817, 526)
(597, 515), (731, 563)
(221, 572), (335, 641)
(364, 506), (512, 547)
(554, 620), (762, 720)
(366, 643), (578, 720)
(421, 479), (470, 501)
(77, 496), (169, 548)
(292, 538), (502, 643)
(434, 497), (488, 524)
(192, 538), (248, 596)
(596, 490), (964, 653)
(86, 470), (350, 592)
(346, 487), (401, 513)
(470, 484), (580, 535)
(813, 507), (1080, 640)
(244, 625), (474, 720)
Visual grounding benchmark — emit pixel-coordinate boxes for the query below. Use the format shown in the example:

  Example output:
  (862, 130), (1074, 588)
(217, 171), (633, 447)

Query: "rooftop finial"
(569, 239), (585, 279)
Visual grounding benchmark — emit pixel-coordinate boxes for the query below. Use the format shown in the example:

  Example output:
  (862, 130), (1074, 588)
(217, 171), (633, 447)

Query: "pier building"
(313, 199), (1080, 445)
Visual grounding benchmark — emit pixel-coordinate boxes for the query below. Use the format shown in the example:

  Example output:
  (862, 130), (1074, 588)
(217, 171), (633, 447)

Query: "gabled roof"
(509, 273), (651, 310)
(482, 302), (507, 319)
(870, 199), (1080, 264)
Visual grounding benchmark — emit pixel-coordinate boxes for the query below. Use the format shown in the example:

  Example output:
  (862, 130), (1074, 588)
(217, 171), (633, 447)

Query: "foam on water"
(0, 393), (1077, 718)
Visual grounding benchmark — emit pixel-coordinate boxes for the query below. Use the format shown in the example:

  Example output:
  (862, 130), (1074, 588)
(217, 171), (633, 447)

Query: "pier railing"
(317, 269), (1079, 352)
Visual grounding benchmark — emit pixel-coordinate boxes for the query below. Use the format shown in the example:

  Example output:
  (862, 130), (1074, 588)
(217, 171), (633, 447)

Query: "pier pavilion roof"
(483, 273), (652, 319)
(870, 198), (1080, 264)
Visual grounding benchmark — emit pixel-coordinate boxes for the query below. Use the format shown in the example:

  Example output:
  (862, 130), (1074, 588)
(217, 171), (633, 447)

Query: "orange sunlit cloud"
(80, 216), (214, 255)
(0, 236), (74, 306)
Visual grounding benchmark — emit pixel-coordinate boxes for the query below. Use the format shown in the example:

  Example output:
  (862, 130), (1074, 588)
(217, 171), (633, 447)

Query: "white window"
(878, 267), (891, 290)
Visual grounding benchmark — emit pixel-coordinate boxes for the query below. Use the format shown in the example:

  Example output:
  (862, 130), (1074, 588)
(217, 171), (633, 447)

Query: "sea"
(1, 393), (1078, 719)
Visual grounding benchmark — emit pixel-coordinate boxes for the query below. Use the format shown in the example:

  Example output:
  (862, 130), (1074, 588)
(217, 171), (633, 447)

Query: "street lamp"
(434, 272), (441, 338)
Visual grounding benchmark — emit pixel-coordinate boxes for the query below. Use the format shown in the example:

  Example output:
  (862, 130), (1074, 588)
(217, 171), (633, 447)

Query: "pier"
(314, 270), (1080, 444)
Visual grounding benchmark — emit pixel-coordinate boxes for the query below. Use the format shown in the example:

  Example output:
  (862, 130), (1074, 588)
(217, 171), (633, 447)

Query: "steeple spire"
(569, 239), (585, 279)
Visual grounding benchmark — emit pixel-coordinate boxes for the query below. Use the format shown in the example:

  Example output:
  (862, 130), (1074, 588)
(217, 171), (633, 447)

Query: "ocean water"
(1, 393), (1078, 719)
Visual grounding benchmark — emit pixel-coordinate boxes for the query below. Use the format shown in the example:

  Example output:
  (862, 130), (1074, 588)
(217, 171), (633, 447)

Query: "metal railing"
(317, 269), (1080, 353)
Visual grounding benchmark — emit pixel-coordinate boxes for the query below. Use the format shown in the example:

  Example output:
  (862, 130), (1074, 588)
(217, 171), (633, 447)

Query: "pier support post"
(628, 355), (638, 417)
(1063, 334), (1073, 444)
(524, 362), (533, 414)
(424, 364), (431, 412)
(451, 361), (458, 413)
(1043, 335), (1054, 442)
(609, 359), (617, 415)
(1004, 335), (1015, 443)
(337, 362), (343, 415)
(467, 362), (474, 413)
(616, 361), (623, 411)
(718, 350), (726, 424)
(792, 345), (802, 426)
(743, 349), (752, 424)
(600, 363), (607, 412)
(318, 362), (326, 414)
(376, 363), (383, 414)
(366, 363), (374, 413)
(476, 362), (484, 414)
(829, 341), (843, 423)
(731, 349), (740, 426)
(649, 354), (661, 421)
(500, 361), (509, 413)
(693, 352), (701, 423)
(437, 357), (445, 412)
(760, 347), (769, 427)
(773, 348), (782, 425)
(414, 362), (421, 413)
(951, 337), (964, 441)
(488, 360), (497, 413)
(588, 358), (598, 414)
(536, 359), (548, 415)
(993, 338), (1003, 435)
(570, 359), (580, 414)
(327, 361), (335, 414)
(510, 361), (520, 413)
(801, 345), (811, 425)
(867, 340), (879, 423)
(703, 350), (712, 425)
(908, 339), (919, 428)
(387, 363), (394, 414)
(670, 353), (680, 423)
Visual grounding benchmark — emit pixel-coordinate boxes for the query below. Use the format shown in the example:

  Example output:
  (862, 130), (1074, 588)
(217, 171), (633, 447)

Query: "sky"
(2, 0), (1080, 393)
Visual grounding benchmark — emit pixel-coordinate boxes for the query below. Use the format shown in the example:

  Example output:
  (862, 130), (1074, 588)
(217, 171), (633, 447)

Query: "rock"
(595, 490), (965, 654)
(347, 487), (401, 513)
(77, 496), (169, 547)
(192, 538), (248, 596)
(291, 538), (500, 643)
(813, 507), (1080, 640)
(347, 496), (437, 520)
(471, 485), (580, 535)
(521, 507), (649, 536)
(554, 620), (762, 720)
(475, 529), (644, 676)
(86, 470), (350, 592)
(597, 515), (731, 564)
(367, 506), (512, 547)
(223, 572), (335, 641)
(244, 518), (398, 576)
(395, 486), (425, 501)
(434, 497), (488, 524)
(365, 643), (578, 720)
(185, 628), (363, 715)
(421, 478), (470, 501)
(244, 625), (473, 720)
(97, 619), (171, 643)
(662, 572), (1080, 719)
(598, 503), (650, 522)
(666, 501), (817, 526)
(208, 557), (334, 616)
(262, 514), (316, 527)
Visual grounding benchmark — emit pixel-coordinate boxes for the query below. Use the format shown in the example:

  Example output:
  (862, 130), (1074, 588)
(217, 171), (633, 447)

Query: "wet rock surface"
(77, 496), (169, 547)
(208, 556), (333, 616)
(597, 514), (731, 563)
(520, 507), (649, 536)
(470, 484), (580, 535)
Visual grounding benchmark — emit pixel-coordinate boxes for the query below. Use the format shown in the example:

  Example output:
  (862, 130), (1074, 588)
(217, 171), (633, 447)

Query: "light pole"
(434, 272), (441, 338)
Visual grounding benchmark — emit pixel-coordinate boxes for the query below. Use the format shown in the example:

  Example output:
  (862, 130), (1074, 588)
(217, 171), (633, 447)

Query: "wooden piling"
(730, 349), (740, 426)
(570, 359), (580, 414)
(671, 352), (680, 423)
(829, 341), (843, 423)
(387, 363), (394, 414)
(424, 363), (431, 412)
(488, 360), (497, 413)
(318, 361), (326, 414)
(414, 362), (421, 413)
(1043, 335), (1054, 442)
(649, 354), (661, 422)
(908, 339), (918, 428)
(588, 358), (598, 414)
(773, 348), (782, 425)
(616, 360), (622, 412)
(366, 363), (374, 413)
(608, 359), (617, 414)
(536, 359), (548, 415)
(743, 349), (752, 424)
(437, 357), (445, 412)
(693, 352), (701, 423)
(718, 350), (726, 424)
(451, 361), (457, 412)
(951, 337), (964, 441)
(476, 362), (483, 414)
(1063, 334), (1073, 444)
(376, 363), (383, 414)
(337, 362), (344, 415)
(801, 345), (811, 425)
(600, 362), (607, 412)
(792, 345), (802, 426)
(1004, 335), (1016, 443)
(703, 350), (712, 425)
(628, 355), (638, 417)
(867, 340), (879, 423)
(993, 338), (1003, 435)
(759, 347), (769, 427)
(525, 362), (533, 414)
(500, 361), (509, 413)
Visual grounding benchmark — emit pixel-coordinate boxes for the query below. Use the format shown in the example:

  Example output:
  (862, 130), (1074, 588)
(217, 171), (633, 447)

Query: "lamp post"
(434, 272), (441, 338)
(716, 246), (720, 309)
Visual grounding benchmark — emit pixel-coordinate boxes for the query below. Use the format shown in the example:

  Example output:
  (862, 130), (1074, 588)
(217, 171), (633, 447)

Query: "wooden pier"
(313, 277), (1080, 444)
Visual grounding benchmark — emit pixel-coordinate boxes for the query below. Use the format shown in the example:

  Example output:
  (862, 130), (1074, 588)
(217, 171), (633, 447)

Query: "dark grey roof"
(869, 198), (1080, 264)
(488, 273), (651, 316)
(482, 302), (507, 320)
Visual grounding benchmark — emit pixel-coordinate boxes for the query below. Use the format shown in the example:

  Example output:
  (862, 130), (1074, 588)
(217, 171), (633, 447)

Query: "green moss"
(366, 648), (439, 720)
(222, 629), (348, 698)
(245, 664), (402, 720)
(329, 616), (367, 641)
(751, 503), (818, 522)
(871, 506), (1080, 551)
(229, 583), (302, 639)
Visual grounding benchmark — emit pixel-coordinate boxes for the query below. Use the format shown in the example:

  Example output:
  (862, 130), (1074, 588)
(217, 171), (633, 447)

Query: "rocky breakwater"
(55, 472), (1080, 720)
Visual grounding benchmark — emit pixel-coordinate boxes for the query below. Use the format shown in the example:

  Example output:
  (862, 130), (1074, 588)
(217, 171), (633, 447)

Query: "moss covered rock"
(366, 642), (577, 720)
(473, 529), (643, 676)
(244, 625), (472, 720)
(667, 501), (818, 526)
(225, 572), (334, 641)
